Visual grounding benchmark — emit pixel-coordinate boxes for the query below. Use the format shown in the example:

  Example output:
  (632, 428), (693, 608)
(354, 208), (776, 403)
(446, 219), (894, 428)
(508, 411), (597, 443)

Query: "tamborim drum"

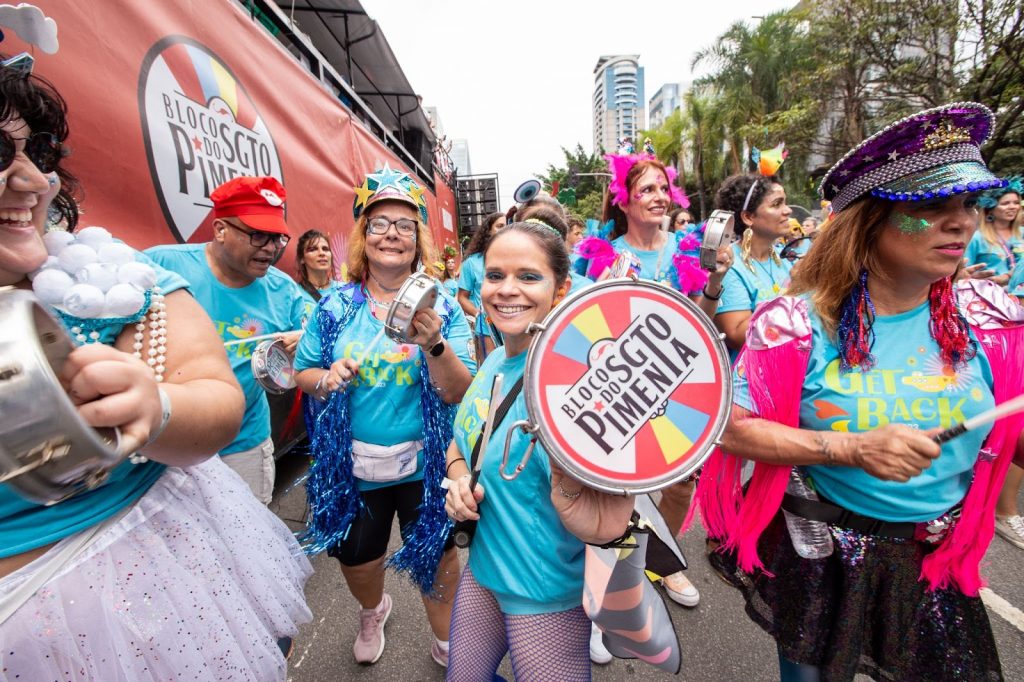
(0, 288), (125, 504)
(503, 280), (731, 495)
(251, 338), (296, 394)
(700, 210), (735, 271)
(384, 272), (439, 343)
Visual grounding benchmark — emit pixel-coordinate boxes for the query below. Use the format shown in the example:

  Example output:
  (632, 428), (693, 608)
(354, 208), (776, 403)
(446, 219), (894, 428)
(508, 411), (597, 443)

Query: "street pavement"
(272, 455), (1024, 681)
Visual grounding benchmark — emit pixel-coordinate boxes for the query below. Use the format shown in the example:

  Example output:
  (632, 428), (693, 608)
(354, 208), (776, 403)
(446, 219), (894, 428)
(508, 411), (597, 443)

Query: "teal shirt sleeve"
(1010, 259), (1024, 299)
(716, 266), (755, 314)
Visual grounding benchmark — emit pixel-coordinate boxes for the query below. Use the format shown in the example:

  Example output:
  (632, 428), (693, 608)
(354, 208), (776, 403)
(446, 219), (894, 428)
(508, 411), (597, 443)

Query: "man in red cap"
(147, 176), (315, 505)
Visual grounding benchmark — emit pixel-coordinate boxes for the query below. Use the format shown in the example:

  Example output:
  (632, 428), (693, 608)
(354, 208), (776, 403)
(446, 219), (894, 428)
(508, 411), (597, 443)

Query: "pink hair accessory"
(604, 153), (690, 209)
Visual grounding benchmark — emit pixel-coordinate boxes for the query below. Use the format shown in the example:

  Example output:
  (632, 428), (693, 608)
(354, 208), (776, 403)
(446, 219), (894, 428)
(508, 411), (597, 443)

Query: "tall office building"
(593, 55), (645, 154)
(449, 139), (472, 176)
(648, 81), (689, 129)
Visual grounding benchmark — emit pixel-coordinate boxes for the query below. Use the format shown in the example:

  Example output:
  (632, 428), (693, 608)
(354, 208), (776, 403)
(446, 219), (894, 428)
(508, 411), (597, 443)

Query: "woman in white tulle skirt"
(0, 48), (311, 680)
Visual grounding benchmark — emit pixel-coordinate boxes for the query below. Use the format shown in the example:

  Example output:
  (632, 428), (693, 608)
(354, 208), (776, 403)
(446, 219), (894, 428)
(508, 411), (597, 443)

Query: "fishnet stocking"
(447, 569), (591, 681)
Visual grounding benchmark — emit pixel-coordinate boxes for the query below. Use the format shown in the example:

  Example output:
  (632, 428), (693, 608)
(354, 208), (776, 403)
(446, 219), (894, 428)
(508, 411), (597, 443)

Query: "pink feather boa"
(575, 236), (617, 279)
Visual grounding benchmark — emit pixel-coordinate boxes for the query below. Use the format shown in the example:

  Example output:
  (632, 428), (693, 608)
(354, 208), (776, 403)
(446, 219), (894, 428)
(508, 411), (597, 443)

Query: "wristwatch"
(427, 340), (446, 357)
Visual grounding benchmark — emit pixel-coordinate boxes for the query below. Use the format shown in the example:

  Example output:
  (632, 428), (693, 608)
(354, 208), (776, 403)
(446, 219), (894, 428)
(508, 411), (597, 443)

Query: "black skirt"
(710, 513), (1002, 681)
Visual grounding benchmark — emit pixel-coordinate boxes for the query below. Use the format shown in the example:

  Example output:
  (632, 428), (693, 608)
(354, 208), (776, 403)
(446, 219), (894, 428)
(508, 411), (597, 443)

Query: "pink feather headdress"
(604, 153), (690, 209)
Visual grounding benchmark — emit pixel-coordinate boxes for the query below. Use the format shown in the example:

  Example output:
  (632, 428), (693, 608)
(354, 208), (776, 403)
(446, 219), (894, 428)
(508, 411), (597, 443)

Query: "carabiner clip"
(500, 419), (537, 481)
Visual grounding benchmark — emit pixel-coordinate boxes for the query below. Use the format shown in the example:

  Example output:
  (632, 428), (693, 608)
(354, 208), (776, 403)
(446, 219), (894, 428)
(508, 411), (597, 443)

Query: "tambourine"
(251, 338), (296, 394)
(700, 210), (736, 271)
(500, 280), (731, 495)
(514, 179), (542, 204)
(0, 288), (125, 504)
(384, 272), (439, 343)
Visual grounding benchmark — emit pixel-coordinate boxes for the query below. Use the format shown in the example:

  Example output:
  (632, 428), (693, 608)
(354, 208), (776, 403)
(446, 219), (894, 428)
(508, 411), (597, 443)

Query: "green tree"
(535, 144), (609, 221)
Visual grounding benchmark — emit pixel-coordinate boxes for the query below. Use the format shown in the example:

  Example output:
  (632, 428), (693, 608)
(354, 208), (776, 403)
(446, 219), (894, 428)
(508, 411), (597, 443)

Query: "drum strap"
(468, 376), (524, 473)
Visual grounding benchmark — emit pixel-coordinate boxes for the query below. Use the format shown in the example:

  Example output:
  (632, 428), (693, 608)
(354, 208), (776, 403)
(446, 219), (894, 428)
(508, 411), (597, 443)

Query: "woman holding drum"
(0, 54), (311, 679)
(696, 102), (1023, 680)
(575, 153), (718, 609)
(444, 220), (635, 681)
(293, 166), (474, 667)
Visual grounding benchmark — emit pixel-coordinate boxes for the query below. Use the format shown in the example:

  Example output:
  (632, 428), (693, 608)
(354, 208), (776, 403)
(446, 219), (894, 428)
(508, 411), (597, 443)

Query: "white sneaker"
(589, 622), (613, 665)
(662, 571), (700, 607)
(995, 515), (1024, 550)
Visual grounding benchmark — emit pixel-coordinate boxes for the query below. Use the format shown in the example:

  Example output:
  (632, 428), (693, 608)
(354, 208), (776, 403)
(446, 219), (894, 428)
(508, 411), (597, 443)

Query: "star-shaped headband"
(352, 163), (429, 225)
(819, 102), (1005, 213)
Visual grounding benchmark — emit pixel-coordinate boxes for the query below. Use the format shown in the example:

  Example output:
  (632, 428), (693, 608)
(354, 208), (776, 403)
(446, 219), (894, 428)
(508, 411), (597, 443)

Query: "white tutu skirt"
(0, 456), (312, 681)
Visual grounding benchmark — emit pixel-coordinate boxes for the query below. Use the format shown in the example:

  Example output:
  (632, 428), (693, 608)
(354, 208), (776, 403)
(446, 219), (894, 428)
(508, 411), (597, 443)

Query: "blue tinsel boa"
(301, 283), (456, 594)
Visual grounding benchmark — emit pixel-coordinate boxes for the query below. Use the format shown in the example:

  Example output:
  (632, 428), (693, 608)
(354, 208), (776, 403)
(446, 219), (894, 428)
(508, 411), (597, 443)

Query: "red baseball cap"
(211, 176), (290, 236)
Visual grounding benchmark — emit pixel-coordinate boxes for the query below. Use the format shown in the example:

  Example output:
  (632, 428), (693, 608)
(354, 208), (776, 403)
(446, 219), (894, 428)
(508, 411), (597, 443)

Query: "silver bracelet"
(314, 370), (329, 399)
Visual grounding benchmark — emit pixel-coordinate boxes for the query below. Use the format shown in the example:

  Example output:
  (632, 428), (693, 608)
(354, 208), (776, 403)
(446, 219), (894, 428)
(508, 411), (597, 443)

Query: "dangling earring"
(985, 213), (995, 223)
(928, 276), (976, 370)
(741, 227), (757, 272)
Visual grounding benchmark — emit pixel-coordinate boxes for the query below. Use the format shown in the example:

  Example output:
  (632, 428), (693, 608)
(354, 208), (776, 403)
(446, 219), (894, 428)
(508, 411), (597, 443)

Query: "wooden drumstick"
(470, 373), (505, 490)
(933, 393), (1024, 444)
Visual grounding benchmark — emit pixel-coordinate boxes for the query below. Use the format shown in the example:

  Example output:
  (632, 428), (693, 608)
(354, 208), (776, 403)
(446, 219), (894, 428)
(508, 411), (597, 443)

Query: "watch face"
(430, 341), (446, 357)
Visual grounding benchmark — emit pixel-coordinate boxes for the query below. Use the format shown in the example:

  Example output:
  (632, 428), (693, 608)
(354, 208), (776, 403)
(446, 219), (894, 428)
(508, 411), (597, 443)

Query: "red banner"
(5, 1), (459, 274)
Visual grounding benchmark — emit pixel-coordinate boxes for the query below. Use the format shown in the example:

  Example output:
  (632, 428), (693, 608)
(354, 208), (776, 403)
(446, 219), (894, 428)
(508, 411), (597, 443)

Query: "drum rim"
(522, 279), (733, 494)
(383, 272), (438, 343)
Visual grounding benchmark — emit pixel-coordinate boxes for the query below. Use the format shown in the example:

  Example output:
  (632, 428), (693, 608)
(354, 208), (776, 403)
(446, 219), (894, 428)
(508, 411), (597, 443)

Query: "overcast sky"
(361, 0), (794, 208)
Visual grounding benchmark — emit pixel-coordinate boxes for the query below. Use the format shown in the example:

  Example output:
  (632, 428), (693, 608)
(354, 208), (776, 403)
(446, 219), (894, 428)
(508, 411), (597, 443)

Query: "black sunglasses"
(0, 130), (64, 174)
(223, 221), (290, 248)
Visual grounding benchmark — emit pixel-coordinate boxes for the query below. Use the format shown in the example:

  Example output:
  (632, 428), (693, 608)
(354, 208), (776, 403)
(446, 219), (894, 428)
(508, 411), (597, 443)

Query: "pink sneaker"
(353, 593), (392, 664)
(431, 639), (449, 668)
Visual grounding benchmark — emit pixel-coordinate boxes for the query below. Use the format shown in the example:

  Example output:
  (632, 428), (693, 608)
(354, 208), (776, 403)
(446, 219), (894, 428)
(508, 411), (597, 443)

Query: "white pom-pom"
(57, 243), (98, 274)
(97, 242), (136, 266)
(63, 283), (106, 318)
(32, 268), (74, 304)
(104, 283), (147, 317)
(27, 255), (59, 281)
(75, 262), (120, 292)
(74, 226), (114, 247)
(42, 230), (76, 255)
(117, 262), (158, 289)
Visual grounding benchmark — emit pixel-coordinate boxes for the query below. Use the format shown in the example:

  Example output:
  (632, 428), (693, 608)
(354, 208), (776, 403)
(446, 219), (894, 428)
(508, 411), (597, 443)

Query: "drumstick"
(933, 393), (1024, 444)
(223, 330), (302, 347)
(360, 326), (387, 361)
(469, 373), (505, 490)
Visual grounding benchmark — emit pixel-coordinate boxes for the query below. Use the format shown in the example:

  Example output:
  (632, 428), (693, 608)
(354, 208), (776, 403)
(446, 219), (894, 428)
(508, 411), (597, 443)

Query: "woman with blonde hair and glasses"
(294, 166), (475, 668)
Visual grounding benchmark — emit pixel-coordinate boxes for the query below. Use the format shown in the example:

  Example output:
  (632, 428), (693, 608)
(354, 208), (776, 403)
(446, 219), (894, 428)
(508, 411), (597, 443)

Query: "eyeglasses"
(0, 130), (63, 174)
(366, 216), (417, 237)
(223, 221), (290, 248)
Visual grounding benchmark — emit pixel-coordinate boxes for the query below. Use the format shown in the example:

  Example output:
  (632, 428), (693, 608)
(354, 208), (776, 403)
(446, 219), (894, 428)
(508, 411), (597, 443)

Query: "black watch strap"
(428, 340), (446, 357)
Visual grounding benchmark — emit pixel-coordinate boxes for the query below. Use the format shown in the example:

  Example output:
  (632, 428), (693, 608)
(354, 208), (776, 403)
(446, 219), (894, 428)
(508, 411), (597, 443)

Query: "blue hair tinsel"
(836, 268), (877, 371)
(300, 283), (456, 594)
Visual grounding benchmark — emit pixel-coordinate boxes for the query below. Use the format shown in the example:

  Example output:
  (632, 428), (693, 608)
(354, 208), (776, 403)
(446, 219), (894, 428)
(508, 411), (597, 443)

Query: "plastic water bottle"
(782, 469), (834, 559)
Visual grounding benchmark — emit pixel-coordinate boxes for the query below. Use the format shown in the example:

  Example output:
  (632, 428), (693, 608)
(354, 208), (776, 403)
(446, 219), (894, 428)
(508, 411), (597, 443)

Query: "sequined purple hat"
(819, 102), (1006, 213)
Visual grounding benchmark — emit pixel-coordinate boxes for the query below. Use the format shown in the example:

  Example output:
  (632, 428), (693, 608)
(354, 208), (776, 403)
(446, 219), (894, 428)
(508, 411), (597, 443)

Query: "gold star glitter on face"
(353, 179), (375, 211)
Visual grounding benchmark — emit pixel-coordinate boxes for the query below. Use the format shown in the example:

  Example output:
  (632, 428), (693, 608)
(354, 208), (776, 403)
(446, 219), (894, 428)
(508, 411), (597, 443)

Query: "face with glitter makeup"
(876, 195), (979, 286)
(0, 115), (61, 286)
(482, 230), (568, 356)
(623, 167), (671, 230)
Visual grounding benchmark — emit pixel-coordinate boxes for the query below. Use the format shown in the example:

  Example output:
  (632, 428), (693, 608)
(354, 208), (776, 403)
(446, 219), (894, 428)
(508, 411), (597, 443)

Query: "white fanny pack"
(351, 439), (422, 482)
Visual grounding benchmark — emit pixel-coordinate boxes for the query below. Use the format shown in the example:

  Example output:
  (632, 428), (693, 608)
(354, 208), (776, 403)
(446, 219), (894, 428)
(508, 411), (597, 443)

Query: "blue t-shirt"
(455, 347), (585, 615)
(610, 232), (681, 286)
(441, 277), (459, 299)
(0, 250), (188, 557)
(294, 286), (475, 491)
(568, 269), (593, 294)
(457, 253), (484, 310)
(964, 230), (1024, 276)
(1009, 259), (1024, 299)
(145, 244), (315, 454)
(718, 243), (794, 315)
(733, 300), (995, 522)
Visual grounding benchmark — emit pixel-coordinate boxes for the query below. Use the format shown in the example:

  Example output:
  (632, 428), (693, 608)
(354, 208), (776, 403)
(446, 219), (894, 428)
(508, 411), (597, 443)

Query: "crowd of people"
(2, 31), (1024, 682)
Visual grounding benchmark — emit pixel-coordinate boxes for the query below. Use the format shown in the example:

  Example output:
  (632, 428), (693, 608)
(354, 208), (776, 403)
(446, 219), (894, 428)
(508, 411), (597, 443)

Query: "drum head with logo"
(524, 280), (731, 494)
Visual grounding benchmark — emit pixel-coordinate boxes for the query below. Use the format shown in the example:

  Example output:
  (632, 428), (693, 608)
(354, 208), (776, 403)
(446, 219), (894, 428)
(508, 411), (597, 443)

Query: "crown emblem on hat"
(922, 119), (972, 151)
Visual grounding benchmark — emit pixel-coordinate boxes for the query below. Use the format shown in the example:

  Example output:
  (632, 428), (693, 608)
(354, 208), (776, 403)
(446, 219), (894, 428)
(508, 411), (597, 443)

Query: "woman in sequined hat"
(0, 52), (311, 679)
(293, 165), (475, 668)
(693, 102), (1023, 680)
